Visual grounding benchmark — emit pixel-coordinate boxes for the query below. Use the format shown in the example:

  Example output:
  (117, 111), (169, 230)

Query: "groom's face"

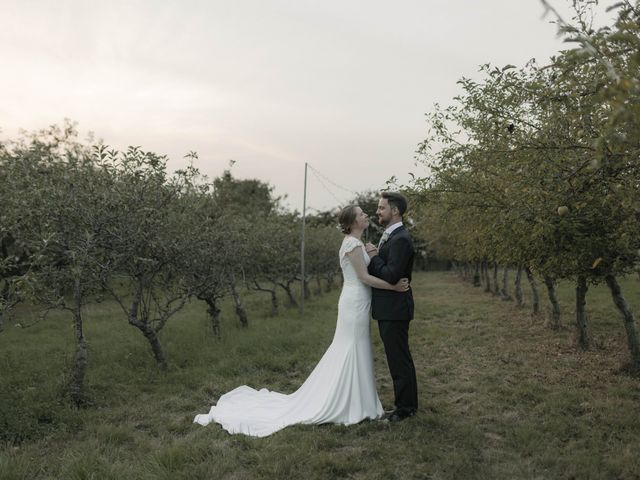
(376, 198), (393, 227)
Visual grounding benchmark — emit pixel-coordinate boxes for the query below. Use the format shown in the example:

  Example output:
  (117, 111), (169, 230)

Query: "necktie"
(378, 232), (390, 249)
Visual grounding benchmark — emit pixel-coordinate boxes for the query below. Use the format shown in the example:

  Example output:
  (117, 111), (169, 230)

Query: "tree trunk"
(252, 281), (279, 316)
(483, 261), (491, 293)
(473, 263), (481, 287)
(543, 275), (562, 329)
(69, 278), (88, 407)
(280, 281), (299, 308)
(605, 274), (640, 369)
(500, 267), (513, 301)
(206, 299), (221, 338)
(287, 286), (298, 307)
(514, 265), (524, 307)
(303, 278), (311, 299)
(267, 290), (277, 315)
(0, 281), (8, 331)
(142, 326), (168, 368)
(575, 275), (590, 350)
(525, 266), (540, 315)
(315, 276), (323, 295)
(125, 282), (168, 368)
(229, 279), (248, 328)
(0, 280), (18, 332)
(325, 272), (335, 292)
(492, 263), (500, 295)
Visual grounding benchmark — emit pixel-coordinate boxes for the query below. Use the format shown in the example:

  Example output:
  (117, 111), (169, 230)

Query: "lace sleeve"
(340, 236), (363, 258)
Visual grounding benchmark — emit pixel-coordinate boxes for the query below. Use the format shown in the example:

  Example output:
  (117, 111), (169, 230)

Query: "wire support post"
(300, 162), (308, 315)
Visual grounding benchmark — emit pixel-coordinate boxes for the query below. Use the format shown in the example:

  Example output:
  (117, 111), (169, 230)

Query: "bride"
(193, 205), (410, 437)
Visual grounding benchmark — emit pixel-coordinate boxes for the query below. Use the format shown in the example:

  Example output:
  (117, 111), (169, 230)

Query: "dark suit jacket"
(368, 225), (415, 321)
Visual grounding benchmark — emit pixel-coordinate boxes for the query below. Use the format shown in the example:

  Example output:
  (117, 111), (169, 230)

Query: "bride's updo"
(338, 205), (358, 234)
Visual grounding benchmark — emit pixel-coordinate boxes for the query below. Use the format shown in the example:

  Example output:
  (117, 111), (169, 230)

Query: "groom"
(366, 192), (418, 422)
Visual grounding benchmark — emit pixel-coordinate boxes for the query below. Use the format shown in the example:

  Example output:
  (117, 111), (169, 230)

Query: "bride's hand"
(365, 242), (378, 258)
(394, 278), (410, 292)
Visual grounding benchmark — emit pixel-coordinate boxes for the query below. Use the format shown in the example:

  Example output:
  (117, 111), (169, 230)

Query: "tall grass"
(1, 272), (639, 479)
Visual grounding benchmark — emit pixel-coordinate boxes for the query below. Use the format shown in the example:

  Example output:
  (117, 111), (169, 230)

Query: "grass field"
(1, 271), (639, 479)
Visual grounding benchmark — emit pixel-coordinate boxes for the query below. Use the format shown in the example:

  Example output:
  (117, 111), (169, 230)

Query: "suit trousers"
(377, 320), (418, 413)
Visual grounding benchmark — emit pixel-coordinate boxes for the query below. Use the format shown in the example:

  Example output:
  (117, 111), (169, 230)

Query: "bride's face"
(353, 207), (369, 230)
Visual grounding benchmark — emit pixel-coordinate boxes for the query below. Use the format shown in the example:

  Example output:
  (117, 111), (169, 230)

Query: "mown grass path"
(1, 272), (639, 479)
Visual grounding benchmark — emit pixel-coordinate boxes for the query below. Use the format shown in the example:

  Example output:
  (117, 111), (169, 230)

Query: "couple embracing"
(194, 192), (418, 437)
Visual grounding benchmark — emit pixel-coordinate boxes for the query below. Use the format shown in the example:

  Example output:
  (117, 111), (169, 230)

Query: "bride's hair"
(338, 205), (358, 234)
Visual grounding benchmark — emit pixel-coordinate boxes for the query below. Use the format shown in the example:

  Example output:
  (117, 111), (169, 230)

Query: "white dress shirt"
(378, 221), (403, 248)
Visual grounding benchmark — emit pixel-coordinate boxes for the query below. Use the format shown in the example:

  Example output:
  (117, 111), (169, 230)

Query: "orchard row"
(0, 123), (343, 405)
(406, 2), (640, 368)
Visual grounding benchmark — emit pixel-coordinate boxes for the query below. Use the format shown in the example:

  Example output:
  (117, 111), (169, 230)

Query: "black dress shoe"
(387, 408), (416, 423)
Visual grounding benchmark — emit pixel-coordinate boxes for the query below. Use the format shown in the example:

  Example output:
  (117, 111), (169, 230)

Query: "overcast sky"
(0, 0), (613, 212)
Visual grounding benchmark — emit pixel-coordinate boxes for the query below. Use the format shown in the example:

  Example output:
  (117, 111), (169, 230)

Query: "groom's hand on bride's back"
(365, 243), (378, 258)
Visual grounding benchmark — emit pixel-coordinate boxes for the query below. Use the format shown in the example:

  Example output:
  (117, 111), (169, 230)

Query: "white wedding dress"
(193, 236), (384, 437)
